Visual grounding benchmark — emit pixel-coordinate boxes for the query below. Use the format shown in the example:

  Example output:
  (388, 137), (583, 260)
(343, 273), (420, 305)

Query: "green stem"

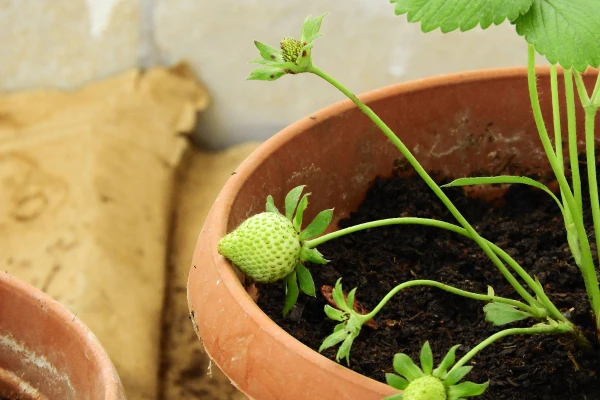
(356, 279), (535, 321)
(590, 71), (600, 107)
(574, 70), (600, 339)
(550, 65), (563, 166)
(553, 66), (582, 277)
(564, 69), (583, 216)
(528, 46), (600, 322)
(306, 217), (566, 323)
(309, 65), (542, 311)
(449, 323), (573, 373)
(574, 71), (600, 265)
(584, 108), (600, 258)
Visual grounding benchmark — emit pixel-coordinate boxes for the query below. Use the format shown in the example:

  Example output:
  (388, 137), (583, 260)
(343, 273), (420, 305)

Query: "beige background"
(0, 0), (547, 148)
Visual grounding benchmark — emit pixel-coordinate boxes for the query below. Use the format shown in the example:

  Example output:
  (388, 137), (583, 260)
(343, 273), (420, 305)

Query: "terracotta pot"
(0, 273), (125, 400)
(187, 67), (598, 399)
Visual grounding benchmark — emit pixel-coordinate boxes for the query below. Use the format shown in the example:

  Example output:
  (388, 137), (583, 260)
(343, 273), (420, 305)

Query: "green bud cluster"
(280, 37), (303, 63)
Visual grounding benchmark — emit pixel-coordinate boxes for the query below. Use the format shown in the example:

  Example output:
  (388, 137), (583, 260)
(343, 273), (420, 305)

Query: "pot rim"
(0, 272), (125, 399)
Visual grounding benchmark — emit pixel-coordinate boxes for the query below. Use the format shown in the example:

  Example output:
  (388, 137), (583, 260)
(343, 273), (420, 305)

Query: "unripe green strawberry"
(403, 376), (446, 400)
(218, 212), (301, 283)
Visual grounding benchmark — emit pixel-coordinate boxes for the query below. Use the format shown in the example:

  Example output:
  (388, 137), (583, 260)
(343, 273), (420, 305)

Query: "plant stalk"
(306, 217), (566, 322)
(564, 69), (583, 216)
(527, 46), (600, 326)
(356, 279), (535, 320)
(449, 323), (573, 374)
(309, 65), (549, 313)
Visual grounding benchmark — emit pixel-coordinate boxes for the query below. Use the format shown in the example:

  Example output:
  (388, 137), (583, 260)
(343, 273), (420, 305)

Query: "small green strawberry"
(401, 376), (446, 400)
(383, 342), (488, 400)
(218, 212), (301, 283)
(218, 185), (333, 315)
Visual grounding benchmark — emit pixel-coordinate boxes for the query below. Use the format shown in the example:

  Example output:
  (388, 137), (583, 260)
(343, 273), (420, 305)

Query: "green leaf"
(396, 0), (533, 33)
(299, 209), (333, 240)
(285, 185), (306, 221)
(300, 14), (328, 45)
(393, 353), (424, 382)
(515, 0), (600, 71)
(442, 175), (564, 215)
(324, 305), (346, 322)
(391, 0), (409, 15)
(432, 345), (460, 379)
(293, 194), (310, 231)
(319, 326), (349, 353)
(265, 195), (280, 214)
(483, 302), (533, 325)
(282, 271), (299, 316)
(254, 40), (284, 62)
(420, 341), (434, 375)
(448, 381), (489, 399)
(444, 366), (472, 386)
(247, 66), (287, 81)
(386, 373), (410, 390)
(296, 263), (316, 296)
(299, 247), (328, 264)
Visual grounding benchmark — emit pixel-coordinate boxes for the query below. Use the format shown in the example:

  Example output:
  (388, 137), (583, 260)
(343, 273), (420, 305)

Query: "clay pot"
(187, 67), (598, 399)
(0, 273), (125, 400)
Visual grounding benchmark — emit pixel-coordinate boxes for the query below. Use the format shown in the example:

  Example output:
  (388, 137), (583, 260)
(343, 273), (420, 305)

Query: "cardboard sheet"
(0, 63), (208, 399)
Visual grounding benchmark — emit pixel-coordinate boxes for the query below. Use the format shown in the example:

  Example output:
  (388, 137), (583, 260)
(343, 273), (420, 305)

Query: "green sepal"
(300, 14), (328, 45)
(254, 40), (284, 62)
(444, 366), (472, 386)
(345, 288), (357, 310)
(295, 43), (314, 70)
(483, 302), (533, 325)
(420, 341), (434, 375)
(265, 195), (281, 214)
(332, 278), (349, 311)
(293, 193), (310, 231)
(285, 185), (306, 221)
(385, 373), (409, 390)
(382, 394), (404, 400)
(299, 208), (333, 240)
(337, 331), (356, 365)
(296, 263), (316, 296)
(447, 380), (489, 399)
(246, 66), (287, 81)
(324, 305), (346, 322)
(248, 58), (297, 70)
(432, 344), (460, 379)
(319, 324), (349, 352)
(393, 353), (424, 382)
(282, 271), (299, 316)
(299, 246), (328, 264)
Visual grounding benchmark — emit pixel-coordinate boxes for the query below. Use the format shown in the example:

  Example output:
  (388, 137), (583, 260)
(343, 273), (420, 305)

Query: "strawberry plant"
(218, 2), (600, 398)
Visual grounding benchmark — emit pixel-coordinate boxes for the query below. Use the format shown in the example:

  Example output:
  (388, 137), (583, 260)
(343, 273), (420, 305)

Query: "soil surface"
(257, 164), (600, 399)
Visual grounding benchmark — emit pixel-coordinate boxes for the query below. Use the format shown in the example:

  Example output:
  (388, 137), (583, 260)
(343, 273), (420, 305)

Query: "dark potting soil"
(257, 164), (600, 399)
